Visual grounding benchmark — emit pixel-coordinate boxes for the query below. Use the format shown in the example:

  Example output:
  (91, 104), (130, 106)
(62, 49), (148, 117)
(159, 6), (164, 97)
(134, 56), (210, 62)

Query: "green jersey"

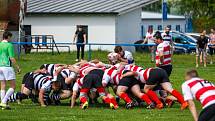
(0, 41), (15, 67)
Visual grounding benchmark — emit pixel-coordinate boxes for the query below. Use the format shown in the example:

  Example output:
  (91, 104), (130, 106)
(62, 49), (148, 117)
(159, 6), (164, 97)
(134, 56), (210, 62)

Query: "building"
(141, 11), (186, 38)
(24, 0), (158, 51)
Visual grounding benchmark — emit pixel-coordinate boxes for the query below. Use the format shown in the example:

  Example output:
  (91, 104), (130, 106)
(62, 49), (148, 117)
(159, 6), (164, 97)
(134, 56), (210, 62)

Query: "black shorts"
(24, 73), (35, 90)
(209, 47), (215, 55)
(146, 68), (170, 85)
(82, 69), (104, 89)
(22, 72), (32, 84)
(118, 76), (139, 88)
(198, 103), (215, 121)
(57, 75), (73, 90)
(159, 65), (172, 77)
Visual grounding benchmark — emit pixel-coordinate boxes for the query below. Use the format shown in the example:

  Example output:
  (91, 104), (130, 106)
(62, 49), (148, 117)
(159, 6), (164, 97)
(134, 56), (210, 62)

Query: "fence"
(12, 41), (197, 61)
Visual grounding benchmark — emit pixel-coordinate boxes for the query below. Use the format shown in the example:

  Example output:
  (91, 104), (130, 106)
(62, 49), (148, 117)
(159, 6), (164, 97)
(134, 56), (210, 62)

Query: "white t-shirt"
(123, 51), (134, 64)
(145, 32), (155, 44)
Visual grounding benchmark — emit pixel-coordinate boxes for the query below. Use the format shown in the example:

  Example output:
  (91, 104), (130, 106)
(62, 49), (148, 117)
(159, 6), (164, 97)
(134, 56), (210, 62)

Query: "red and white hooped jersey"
(124, 65), (152, 84)
(124, 65), (143, 72)
(102, 66), (121, 86)
(156, 41), (172, 66)
(73, 78), (84, 91)
(182, 78), (215, 109)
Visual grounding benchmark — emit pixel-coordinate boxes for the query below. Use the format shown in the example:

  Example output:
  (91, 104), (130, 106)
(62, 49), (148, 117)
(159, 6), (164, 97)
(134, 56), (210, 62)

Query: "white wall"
(24, 14), (116, 51)
(116, 8), (142, 52)
(141, 19), (186, 35)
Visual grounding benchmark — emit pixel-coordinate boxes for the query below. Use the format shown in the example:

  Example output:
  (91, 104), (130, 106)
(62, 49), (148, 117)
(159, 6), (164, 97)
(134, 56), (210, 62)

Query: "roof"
(142, 11), (185, 20)
(27, 0), (158, 14)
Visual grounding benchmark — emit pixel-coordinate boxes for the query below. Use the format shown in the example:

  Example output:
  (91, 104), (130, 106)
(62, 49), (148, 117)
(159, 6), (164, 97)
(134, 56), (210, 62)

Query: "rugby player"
(182, 69), (215, 121)
(154, 32), (172, 76)
(16, 72), (60, 107)
(0, 31), (21, 109)
(114, 46), (134, 64)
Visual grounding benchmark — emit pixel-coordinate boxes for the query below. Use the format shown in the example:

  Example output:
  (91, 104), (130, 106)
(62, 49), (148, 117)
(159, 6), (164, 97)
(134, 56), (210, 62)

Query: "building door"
(76, 25), (88, 43)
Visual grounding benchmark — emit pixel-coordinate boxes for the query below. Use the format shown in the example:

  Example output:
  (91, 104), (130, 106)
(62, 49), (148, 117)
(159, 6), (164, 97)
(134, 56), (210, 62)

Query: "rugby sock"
(2, 88), (14, 104)
(16, 92), (28, 100)
(8, 93), (17, 102)
(171, 90), (185, 104)
(1, 90), (5, 102)
(80, 96), (88, 103)
(140, 94), (153, 105)
(110, 97), (118, 106)
(119, 92), (132, 103)
(103, 97), (111, 104)
(146, 90), (162, 105)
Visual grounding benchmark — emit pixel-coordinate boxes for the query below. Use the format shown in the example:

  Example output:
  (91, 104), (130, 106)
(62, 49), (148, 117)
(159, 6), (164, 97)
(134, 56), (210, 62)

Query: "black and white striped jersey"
(33, 73), (52, 91)
(60, 69), (76, 79)
(43, 64), (56, 77)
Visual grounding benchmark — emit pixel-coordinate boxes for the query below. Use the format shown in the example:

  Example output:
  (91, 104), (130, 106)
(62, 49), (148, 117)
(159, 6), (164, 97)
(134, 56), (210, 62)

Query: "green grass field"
(0, 51), (214, 121)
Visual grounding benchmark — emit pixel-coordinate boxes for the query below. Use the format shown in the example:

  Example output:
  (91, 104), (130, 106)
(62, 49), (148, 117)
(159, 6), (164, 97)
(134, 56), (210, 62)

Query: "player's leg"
(76, 44), (81, 61)
(0, 81), (6, 102)
(81, 45), (85, 60)
(196, 48), (200, 67)
(131, 84), (154, 109)
(203, 50), (207, 67)
(160, 82), (188, 110)
(117, 85), (134, 109)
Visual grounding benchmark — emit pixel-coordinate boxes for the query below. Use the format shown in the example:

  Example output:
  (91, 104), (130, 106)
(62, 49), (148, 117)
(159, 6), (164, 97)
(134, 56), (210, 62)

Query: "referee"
(0, 31), (20, 109)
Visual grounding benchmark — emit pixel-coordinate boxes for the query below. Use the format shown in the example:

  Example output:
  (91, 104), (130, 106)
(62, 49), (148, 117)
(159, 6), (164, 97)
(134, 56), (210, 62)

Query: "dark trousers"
(76, 43), (85, 60)
(199, 103), (215, 121)
(159, 65), (173, 77)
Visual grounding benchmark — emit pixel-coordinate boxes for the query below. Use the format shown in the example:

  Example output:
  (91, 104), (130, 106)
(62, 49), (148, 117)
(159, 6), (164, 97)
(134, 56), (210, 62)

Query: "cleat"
(181, 102), (188, 110)
(110, 103), (115, 109)
(0, 103), (11, 110)
(81, 101), (88, 109)
(125, 102), (134, 109)
(156, 103), (164, 109)
(146, 102), (156, 109)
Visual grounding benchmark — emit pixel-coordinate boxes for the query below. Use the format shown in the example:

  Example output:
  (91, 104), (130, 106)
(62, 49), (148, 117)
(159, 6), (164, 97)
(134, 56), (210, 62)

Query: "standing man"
(154, 32), (172, 77)
(114, 46), (134, 64)
(144, 27), (156, 62)
(182, 69), (215, 121)
(209, 28), (215, 64)
(0, 31), (20, 109)
(73, 26), (86, 62)
(162, 27), (172, 45)
(196, 32), (208, 68)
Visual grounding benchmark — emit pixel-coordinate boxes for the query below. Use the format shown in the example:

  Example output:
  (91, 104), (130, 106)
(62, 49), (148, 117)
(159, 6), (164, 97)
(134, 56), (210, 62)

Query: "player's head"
(107, 52), (119, 65)
(114, 46), (124, 57)
(185, 69), (199, 80)
(51, 81), (61, 91)
(148, 26), (153, 33)
(39, 65), (48, 73)
(78, 26), (83, 31)
(165, 26), (170, 34)
(3, 31), (12, 41)
(154, 32), (163, 44)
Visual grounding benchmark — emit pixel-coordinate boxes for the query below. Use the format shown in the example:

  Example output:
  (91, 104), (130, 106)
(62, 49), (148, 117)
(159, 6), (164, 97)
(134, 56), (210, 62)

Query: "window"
(141, 25), (145, 39)
(158, 25), (162, 30)
(176, 25), (180, 32)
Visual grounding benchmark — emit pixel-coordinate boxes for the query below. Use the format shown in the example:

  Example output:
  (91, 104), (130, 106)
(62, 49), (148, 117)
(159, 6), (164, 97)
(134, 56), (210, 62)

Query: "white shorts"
(0, 67), (16, 81)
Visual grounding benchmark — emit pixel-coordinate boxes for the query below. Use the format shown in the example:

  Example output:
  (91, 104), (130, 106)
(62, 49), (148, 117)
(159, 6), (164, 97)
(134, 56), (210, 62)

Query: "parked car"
(186, 33), (210, 42)
(157, 31), (197, 53)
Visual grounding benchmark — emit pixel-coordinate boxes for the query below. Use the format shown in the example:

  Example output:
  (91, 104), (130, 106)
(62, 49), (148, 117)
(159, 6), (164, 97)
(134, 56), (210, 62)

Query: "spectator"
(162, 27), (173, 45)
(196, 32), (208, 68)
(209, 28), (215, 64)
(0, 31), (20, 109)
(73, 26), (86, 62)
(114, 46), (134, 64)
(144, 26), (156, 62)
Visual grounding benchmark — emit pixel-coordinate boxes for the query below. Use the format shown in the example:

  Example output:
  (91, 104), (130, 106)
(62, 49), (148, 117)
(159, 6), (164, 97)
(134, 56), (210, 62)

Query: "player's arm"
(187, 99), (198, 121)
(121, 71), (137, 79)
(9, 45), (21, 73)
(73, 32), (77, 43)
(39, 88), (46, 107)
(158, 46), (164, 65)
(83, 33), (87, 44)
(71, 83), (79, 108)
